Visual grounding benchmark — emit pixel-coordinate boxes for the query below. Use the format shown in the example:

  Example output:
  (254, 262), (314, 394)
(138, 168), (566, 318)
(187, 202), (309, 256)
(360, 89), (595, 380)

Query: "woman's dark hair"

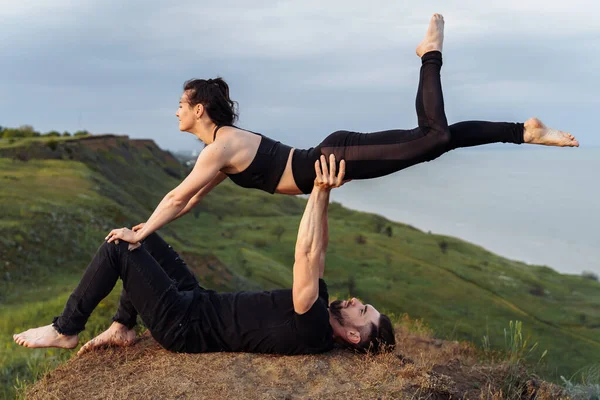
(183, 77), (238, 127)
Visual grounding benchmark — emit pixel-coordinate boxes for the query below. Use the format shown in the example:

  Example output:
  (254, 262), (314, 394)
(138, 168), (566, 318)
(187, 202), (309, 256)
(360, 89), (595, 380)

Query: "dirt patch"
(26, 325), (567, 399)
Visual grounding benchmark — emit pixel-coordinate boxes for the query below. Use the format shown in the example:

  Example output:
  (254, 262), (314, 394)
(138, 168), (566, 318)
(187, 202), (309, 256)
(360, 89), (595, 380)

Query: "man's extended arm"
(292, 155), (345, 314)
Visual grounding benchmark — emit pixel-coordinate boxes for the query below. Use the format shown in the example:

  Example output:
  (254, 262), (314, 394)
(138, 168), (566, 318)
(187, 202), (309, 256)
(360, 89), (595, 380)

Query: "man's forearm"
(319, 194), (329, 278)
(295, 188), (330, 258)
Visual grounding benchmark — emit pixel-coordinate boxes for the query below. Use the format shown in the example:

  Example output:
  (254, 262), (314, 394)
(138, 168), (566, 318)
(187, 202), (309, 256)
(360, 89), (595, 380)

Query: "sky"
(1, 0), (599, 152)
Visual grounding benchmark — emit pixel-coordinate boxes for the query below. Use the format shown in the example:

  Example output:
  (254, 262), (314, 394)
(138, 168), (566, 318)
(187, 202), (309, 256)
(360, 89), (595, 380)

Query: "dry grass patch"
(26, 323), (567, 400)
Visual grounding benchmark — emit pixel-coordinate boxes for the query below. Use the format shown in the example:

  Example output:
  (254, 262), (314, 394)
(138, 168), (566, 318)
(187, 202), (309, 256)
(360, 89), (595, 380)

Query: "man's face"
(330, 297), (381, 330)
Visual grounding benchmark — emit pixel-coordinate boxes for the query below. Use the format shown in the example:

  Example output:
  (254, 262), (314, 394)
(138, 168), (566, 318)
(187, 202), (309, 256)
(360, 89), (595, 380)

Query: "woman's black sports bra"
(215, 126), (293, 194)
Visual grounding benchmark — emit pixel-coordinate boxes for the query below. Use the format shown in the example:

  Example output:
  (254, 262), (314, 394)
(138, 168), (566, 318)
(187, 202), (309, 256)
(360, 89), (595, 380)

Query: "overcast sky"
(1, 0), (598, 152)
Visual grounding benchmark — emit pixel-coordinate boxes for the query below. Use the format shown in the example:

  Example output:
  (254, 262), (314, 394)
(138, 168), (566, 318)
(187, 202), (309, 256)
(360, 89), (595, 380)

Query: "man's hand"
(314, 154), (346, 191)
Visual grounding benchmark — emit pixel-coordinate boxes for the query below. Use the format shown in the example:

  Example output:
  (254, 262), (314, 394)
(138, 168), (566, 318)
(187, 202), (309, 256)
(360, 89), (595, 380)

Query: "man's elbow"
(293, 287), (318, 315)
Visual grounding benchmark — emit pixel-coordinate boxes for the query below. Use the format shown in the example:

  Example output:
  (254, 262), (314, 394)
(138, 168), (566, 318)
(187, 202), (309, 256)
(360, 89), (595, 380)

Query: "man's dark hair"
(354, 314), (396, 354)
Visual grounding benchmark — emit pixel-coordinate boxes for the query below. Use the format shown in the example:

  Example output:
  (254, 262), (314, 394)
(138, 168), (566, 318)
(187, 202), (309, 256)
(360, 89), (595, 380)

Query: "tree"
(63, 131), (71, 137)
(19, 124), (35, 133)
(384, 226), (393, 237)
(582, 271), (599, 281)
(44, 130), (61, 137)
(74, 130), (90, 137)
(439, 240), (448, 254)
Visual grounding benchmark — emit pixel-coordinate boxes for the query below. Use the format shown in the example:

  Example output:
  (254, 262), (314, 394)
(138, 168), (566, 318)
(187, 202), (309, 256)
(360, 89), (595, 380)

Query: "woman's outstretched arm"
(106, 143), (230, 244)
(172, 171), (228, 220)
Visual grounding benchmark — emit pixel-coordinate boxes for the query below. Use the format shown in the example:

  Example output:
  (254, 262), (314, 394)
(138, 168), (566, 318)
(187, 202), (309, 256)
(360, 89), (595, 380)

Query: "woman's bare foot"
(77, 321), (136, 356)
(416, 13), (445, 57)
(13, 324), (78, 349)
(523, 117), (579, 147)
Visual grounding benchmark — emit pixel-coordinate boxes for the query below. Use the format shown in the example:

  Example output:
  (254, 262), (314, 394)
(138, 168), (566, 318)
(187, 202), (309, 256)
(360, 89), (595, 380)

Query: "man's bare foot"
(523, 117), (579, 147)
(13, 324), (78, 349)
(77, 321), (136, 356)
(416, 13), (444, 57)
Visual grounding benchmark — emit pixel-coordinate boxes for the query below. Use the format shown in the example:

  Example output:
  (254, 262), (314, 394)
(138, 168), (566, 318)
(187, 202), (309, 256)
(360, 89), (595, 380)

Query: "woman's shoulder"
(216, 126), (291, 149)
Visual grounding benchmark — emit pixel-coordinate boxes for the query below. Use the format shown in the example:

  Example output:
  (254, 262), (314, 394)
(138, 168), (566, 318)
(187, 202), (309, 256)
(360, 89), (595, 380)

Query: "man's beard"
(329, 300), (345, 325)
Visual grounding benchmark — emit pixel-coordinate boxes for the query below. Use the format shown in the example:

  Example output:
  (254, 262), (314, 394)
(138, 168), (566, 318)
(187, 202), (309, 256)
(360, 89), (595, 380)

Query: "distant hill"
(1, 134), (599, 398)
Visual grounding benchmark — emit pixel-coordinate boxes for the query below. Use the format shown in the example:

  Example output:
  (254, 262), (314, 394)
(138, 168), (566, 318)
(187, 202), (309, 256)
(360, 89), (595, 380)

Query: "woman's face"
(176, 92), (195, 132)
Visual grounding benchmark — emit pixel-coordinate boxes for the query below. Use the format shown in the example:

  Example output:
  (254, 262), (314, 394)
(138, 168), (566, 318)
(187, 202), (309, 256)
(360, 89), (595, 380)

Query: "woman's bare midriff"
(275, 148), (303, 195)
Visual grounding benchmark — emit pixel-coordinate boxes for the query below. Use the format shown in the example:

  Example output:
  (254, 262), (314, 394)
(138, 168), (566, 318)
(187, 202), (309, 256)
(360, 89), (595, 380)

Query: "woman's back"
(215, 126), (300, 194)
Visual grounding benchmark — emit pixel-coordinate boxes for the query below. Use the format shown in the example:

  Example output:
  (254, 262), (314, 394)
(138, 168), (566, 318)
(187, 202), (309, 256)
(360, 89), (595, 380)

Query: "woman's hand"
(105, 227), (140, 245)
(131, 222), (145, 232)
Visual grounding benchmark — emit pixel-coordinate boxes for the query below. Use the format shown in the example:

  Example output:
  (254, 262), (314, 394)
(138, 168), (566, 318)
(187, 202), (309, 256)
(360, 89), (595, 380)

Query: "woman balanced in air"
(106, 13), (578, 245)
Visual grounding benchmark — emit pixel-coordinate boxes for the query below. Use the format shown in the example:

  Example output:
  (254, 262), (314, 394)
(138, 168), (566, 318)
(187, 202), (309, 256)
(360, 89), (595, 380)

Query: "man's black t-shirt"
(183, 279), (334, 355)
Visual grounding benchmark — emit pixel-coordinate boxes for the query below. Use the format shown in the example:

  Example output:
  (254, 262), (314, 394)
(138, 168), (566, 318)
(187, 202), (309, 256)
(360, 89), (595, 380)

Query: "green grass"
(1, 136), (599, 398)
(0, 135), (80, 150)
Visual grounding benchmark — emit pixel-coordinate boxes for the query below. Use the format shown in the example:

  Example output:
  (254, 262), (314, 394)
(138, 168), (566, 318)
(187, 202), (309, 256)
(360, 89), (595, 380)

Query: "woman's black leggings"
(291, 51), (524, 194)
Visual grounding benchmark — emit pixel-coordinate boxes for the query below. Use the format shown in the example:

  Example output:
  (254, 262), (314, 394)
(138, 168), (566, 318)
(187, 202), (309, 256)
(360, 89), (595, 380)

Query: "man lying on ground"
(14, 154), (395, 356)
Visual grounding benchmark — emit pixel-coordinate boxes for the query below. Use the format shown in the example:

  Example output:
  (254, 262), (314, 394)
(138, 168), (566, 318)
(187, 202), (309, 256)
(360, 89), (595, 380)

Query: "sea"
(330, 145), (599, 276)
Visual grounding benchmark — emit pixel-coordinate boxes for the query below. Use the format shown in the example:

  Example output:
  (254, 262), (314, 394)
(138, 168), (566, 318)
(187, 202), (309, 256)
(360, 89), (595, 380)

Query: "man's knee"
(99, 240), (130, 262)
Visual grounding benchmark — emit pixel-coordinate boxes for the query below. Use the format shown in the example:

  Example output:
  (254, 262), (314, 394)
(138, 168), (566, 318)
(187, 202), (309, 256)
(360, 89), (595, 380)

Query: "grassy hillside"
(1, 135), (599, 398)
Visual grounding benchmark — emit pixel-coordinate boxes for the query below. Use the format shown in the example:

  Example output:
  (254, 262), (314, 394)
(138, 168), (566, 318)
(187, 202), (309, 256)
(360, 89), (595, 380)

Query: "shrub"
(63, 131), (71, 137)
(44, 131), (61, 137)
(271, 225), (285, 242)
(529, 285), (545, 297)
(561, 364), (600, 400)
(46, 140), (58, 151)
(439, 240), (448, 253)
(253, 238), (268, 248)
(2, 125), (40, 138)
(383, 226), (393, 237)
(355, 234), (367, 245)
(581, 271), (599, 281)
(15, 151), (30, 162)
(74, 130), (90, 137)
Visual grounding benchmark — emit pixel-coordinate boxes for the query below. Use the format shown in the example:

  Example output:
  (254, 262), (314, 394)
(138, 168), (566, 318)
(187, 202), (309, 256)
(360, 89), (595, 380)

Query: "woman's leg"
(292, 15), (450, 191)
(291, 15), (577, 194)
(13, 239), (191, 351)
(318, 51), (450, 180)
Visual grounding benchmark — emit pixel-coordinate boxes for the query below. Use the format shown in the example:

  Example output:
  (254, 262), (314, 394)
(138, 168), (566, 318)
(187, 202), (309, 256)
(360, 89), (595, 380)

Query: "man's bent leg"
(16, 240), (190, 350)
(111, 232), (201, 329)
(112, 289), (138, 329)
(110, 240), (192, 351)
(52, 241), (125, 335)
(56, 240), (191, 345)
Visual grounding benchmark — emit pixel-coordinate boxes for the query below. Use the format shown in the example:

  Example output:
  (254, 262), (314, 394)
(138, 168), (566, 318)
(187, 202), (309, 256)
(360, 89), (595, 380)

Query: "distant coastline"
(330, 146), (600, 276)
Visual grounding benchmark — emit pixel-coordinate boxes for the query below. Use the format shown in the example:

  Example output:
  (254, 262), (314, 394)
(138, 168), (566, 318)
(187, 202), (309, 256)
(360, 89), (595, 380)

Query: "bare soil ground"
(26, 324), (567, 400)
